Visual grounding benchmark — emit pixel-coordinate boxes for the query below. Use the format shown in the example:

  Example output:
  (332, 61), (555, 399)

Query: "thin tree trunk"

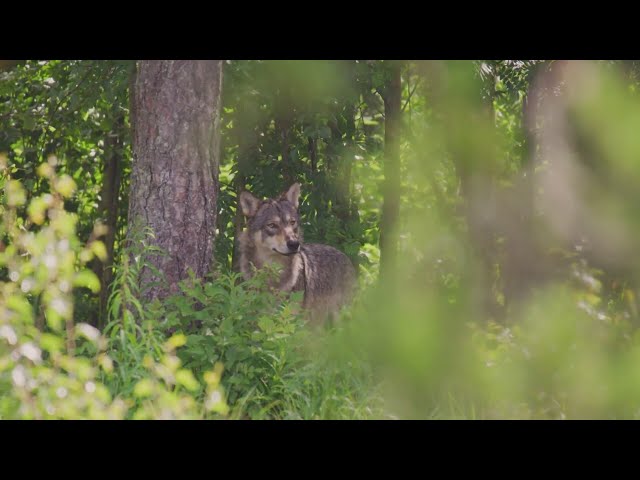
(230, 99), (256, 272)
(276, 89), (295, 186)
(501, 60), (568, 307)
(128, 60), (223, 302)
(380, 61), (402, 279)
(231, 171), (246, 273)
(336, 102), (356, 226)
(307, 135), (317, 174)
(420, 61), (504, 320)
(91, 115), (124, 328)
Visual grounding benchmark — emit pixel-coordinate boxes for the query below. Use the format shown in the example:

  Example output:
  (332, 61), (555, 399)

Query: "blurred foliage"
(4, 60), (640, 419)
(0, 162), (228, 419)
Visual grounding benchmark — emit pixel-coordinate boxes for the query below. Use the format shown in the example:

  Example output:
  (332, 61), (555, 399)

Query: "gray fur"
(298, 243), (356, 323)
(237, 184), (356, 324)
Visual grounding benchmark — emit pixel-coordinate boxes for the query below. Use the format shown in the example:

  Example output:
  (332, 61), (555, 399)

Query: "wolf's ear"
(239, 191), (261, 217)
(284, 183), (301, 209)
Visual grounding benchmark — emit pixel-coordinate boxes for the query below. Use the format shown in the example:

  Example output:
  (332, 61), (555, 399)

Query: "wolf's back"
(299, 243), (356, 318)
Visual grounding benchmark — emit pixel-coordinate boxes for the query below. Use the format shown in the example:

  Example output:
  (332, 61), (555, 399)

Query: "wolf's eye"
(267, 223), (278, 229)
(290, 220), (296, 226)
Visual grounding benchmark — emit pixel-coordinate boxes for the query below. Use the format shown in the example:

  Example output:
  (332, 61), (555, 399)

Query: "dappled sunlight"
(3, 60), (640, 419)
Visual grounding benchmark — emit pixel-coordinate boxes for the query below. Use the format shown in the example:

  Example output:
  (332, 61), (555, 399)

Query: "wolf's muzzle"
(286, 240), (300, 253)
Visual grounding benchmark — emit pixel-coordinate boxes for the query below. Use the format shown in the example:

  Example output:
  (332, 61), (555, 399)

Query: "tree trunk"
(307, 135), (317, 173)
(275, 89), (295, 186)
(231, 170), (246, 273)
(326, 102), (356, 228)
(91, 114), (124, 328)
(230, 98), (257, 272)
(128, 60), (223, 302)
(380, 61), (402, 279)
(337, 102), (356, 226)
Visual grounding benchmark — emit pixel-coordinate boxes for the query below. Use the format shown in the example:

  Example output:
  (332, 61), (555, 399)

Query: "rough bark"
(379, 61), (402, 279)
(128, 60), (223, 302)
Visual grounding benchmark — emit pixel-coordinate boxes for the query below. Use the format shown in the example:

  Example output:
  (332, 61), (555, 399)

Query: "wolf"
(237, 183), (356, 324)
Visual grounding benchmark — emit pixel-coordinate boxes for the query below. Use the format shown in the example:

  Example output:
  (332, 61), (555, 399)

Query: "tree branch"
(401, 80), (419, 113)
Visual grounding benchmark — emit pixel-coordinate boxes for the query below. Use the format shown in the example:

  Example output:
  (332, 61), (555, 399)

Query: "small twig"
(356, 101), (366, 130)
(401, 79), (419, 113)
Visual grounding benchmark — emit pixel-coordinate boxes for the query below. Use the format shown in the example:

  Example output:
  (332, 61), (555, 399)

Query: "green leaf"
(6, 180), (26, 206)
(74, 270), (101, 293)
(40, 333), (64, 353)
(165, 333), (187, 351)
(90, 241), (108, 262)
(7, 296), (33, 322)
(176, 369), (199, 392)
(54, 175), (77, 198)
(134, 378), (155, 398)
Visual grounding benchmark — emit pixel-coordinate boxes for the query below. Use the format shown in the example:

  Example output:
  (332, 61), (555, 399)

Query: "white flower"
(0, 325), (17, 345)
(77, 323), (100, 343)
(12, 366), (26, 387)
(43, 254), (57, 269)
(20, 342), (42, 363)
(51, 298), (69, 316)
(59, 281), (70, 293)
(20, 278), (34, 293)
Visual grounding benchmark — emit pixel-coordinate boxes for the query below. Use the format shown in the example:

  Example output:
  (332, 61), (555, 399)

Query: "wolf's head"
(239, 183), (302, 258)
